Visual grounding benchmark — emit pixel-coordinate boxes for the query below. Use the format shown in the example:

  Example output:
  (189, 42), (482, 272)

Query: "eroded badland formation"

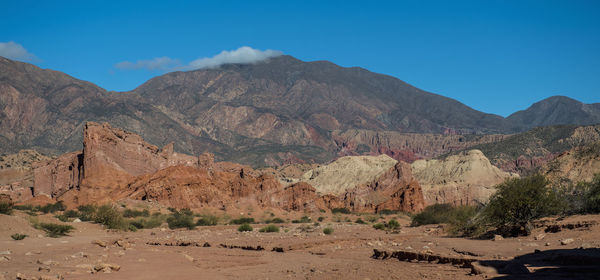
(1, 56), (600, 279)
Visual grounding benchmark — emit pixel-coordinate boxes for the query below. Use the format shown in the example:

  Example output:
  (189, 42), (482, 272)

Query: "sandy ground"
(1, 212), (599, 280)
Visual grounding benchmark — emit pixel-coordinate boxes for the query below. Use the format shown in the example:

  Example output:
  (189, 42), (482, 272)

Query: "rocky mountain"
(412, 150), (518, 206)
(10, 122), (424, 213)
(451, 124), (600, 174)
(508, 96), (600, 129)
(1, 55), (599, 167)
(542, 141), (600, 186)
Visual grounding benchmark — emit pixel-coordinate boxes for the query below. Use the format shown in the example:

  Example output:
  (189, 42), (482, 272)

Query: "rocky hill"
(1, 56), (599, 167)
(542, 141), (600, 186)
(5, 122), (424, 213)
(447, 124), (600, 175)
(508, 96), (600, 129)
(411, 150), (518, 206)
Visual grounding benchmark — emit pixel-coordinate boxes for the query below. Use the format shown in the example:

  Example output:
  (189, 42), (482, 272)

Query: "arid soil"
(1, 211), (599, 280)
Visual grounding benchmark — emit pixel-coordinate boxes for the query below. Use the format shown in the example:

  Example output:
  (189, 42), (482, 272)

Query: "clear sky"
(1, 0), (599, 116)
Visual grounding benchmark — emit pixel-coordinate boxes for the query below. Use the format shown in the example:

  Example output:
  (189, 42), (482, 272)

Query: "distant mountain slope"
(0, 56), (230, 158)
(1, 55), (599, 167)
(446, 124), (600, 174)
(508, 96), (600, 129)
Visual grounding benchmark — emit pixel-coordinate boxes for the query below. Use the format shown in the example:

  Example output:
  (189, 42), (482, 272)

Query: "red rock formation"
(271, 182), (330, 212)
(0, 182), (33, 203)
(32, 151), (82, 198)
(342, 162), (425, 213)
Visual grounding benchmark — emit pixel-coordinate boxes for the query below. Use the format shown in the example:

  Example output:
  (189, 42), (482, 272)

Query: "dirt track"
(1, 213), (599, 279)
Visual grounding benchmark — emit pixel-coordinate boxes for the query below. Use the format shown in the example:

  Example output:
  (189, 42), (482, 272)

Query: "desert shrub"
(55, 214), (69, 222)
(39, 223), (73, 237)
(482, 174), (563, 236)
(11, 233), (27, 240)
(13, 204), (34, 211)
(291, 216), (311, 223)
(196, 214), (218, 226)
(167, 210), (195, 230)
(94, 204), (128, 230)
(259, 225), (280, 233)
(238, 223), (253, 232)
(411, 203), (480, 235)
(584, 174), (600, 213)
(123, 208), (150, 218)
(331, 208), (350, 214)
(38, 201), (66, 213)
(317, 216), (325, 222)
(355, 218), (367, 224)
(387, 219), (400, 229)
(76, 205), (98, 221)
(323, 227), (334, 235)
(379, 209), (399, 215)
(130, 215), (165, 229)
(366, 215), (379, 223)
(372, 223), (385, 230)
(265, 217), (285, 224)
(63, 210), (79, 218)
(230, 217), (255, 224)
(0, 202), (13, 215)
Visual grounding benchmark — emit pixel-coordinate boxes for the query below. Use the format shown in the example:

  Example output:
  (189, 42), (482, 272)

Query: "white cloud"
(115, 57), (182, 71)
(0, 41), (38, 62)
(114, 46), (283, 72)
(183, 46), (283, 70)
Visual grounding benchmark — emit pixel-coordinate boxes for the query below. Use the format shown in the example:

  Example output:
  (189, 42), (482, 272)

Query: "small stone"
(545, 242), (551, 246)
(0, 256), (10, 262)
(561, 238), (574, 245)
(72, 218), (81, 223)
(137, 258), (146, 262)
(115, 240), (129, 248)
(92, 240), (107, 247)
(534, 233), (545, 240)
(76, 264), (94, 271)
(493, 235), (504, 241)
(38, 266), (51, 272)
(0, 250), (11, 255)
(16, 273), (27, 280)
(160, 228), (167, 232)
(183, 254), (194, 262)
(94, 263), (120, 272)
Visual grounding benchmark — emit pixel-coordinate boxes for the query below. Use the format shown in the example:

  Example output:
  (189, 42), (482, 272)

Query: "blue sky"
(1, 0), (599, 117)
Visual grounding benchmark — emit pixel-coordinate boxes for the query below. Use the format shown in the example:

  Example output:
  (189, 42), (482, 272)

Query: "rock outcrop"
(542, 142), (600, 185)
(28, 122), (425, 213)
(411, 150), (518, 206)
(299, 155), (398, 195)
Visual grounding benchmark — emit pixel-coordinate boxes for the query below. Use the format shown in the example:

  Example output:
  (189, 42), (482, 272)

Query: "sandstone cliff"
(542, 142), (600, 185)
(28, 122), (423, 213)
(411, 150), (518, 206)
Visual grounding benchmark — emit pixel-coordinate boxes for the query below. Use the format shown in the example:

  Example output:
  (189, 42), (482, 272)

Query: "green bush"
(483, 174), (563, 236)
(387, 219), (400, 229)
(410, 203), (480, 235)
(55, 214), (69, 222)
(123, 208), (150, 218)
(39, 223), (73, 237)
(13, 204), (34, 211)
(230, 217), (255, 224)
(0, 202), (13, 215)
(265, 217), (285, 224)
(331, 208), (350, 214)
(130, 215), (165, 229)
(355, 218), (367, 224)
(11, 233), (27, 240)
(379, 209), (399, 215)
(323, 227), (334, 235)
(259, 225), (279, 232)
(317, 216), (325, 222)
(372, 223), (385, 230)
(94, 204), (128, 230)
(584, 175), (600, 213)
(291, 216), (311, 223)
(238, 223), (253, 232)
(196, 214), (218, 226)
(38, 202), (66, 213)
(167, 210), (195, 230)
(77, 205), (98, 221)
(63, 210), (79, 218)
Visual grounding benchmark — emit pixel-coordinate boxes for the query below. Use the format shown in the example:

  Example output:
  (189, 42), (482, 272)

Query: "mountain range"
(1, 55), (599, 166)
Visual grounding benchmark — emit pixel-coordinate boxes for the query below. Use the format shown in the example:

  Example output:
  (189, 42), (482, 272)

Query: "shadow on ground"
(480, 248), (600, 279)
